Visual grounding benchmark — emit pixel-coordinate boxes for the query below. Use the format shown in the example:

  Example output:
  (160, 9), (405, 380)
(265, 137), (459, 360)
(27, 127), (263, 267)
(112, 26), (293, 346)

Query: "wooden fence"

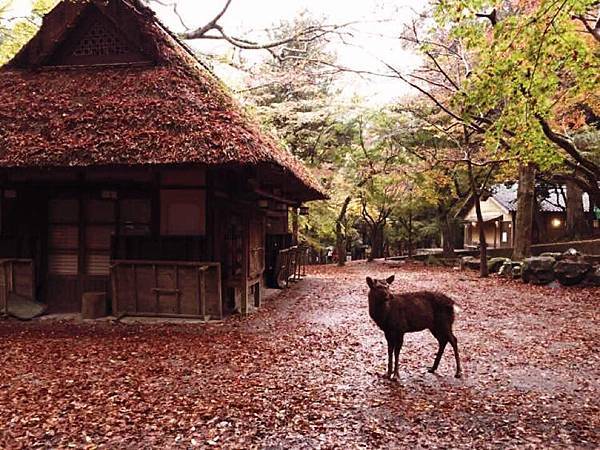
(111, 260), (222, 320)
(274, 246), (308, 288)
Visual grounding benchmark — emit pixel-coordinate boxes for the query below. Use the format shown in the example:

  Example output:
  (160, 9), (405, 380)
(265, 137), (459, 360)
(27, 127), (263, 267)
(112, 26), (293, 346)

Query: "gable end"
(47, 5), (152, 66)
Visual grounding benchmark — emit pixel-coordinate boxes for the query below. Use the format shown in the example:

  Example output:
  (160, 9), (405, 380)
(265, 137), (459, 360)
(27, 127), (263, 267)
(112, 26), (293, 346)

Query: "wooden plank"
(195, 267), (201, 317)
(132, 264), (138, 312)
(175, 264), (180, 315)
(216, 264), (223, 320)
(112, 259), (220, 268)
(153, 264), (158, 314)
(118, 312), (216, 320)
(199, 268), (206, 319)
(111, 264), (118, 315)
(0, 263), (7, 315)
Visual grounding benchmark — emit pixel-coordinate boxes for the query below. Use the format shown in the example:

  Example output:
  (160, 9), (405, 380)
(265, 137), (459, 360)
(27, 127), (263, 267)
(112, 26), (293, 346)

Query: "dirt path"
(1, 261), (599, 449)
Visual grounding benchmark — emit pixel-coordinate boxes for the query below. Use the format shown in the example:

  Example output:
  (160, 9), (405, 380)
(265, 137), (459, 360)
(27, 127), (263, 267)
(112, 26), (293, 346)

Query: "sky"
(152, 0), (425, 103)
(6, 0), (425, 104)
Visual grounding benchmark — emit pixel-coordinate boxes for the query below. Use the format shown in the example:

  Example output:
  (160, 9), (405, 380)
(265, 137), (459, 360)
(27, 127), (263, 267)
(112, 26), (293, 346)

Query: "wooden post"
(241, 212), (250, 315)
(174, 264), (180, 315)
(111, 264), (118, 315)
(216, 264), (222, 320)
(199, 267), (207, 319)
(494, 220), (498, 249)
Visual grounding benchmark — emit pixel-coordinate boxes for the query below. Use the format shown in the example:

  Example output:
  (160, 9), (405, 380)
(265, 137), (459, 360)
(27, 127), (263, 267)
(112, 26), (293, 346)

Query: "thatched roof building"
(0, 0), (325, 201)
(0, 0), (323, 318)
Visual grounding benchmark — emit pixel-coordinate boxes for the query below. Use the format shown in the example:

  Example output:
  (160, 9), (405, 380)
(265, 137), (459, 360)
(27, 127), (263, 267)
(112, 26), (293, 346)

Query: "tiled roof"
(491, 183), (590, 213)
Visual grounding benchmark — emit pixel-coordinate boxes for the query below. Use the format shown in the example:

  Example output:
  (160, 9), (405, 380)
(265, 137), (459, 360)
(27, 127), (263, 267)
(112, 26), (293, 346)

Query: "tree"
(435, 0), (600, 204)
(144, 0), (352, 61)
(0, 0), (56, 65)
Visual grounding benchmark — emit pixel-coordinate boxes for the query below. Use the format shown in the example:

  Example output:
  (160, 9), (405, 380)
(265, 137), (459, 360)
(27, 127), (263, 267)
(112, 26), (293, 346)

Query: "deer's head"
(366, 275), (395, 301)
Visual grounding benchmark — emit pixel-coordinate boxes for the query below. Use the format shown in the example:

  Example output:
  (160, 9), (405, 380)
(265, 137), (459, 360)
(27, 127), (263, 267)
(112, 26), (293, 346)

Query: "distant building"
(459, 184), (598, 249)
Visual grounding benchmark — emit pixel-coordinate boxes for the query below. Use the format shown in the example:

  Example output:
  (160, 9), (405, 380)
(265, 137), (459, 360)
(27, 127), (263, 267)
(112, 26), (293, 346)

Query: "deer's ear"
(366, 277), (374, 288)
(386, 275), (395, 284)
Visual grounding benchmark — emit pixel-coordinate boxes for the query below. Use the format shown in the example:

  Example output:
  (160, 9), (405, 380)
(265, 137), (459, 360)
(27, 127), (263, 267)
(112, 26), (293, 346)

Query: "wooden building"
(461, 184), (596, 249)
(0, 0), (325, 318)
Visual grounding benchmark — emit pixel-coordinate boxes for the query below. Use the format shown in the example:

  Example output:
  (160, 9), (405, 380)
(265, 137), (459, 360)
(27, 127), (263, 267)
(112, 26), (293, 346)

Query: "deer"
(366, 275), (462, 379)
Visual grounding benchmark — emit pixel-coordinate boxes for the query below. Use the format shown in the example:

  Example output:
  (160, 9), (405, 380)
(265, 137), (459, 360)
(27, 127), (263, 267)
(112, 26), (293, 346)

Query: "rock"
(511, 263), (523, 279)
(7, 292), (47, 320)
(562, 248), (581, 261)
(583, 266), (600, 287)
(540, 252), (562, 260)
(522, 256), (556, 285)
(498, 261), (513, 277)
(498, 261), (523, 279)
(488, 257), (511, 274)
(460, 256), (480, 271)
(582, 255), (600, 266)
(553, 260), (592, 286)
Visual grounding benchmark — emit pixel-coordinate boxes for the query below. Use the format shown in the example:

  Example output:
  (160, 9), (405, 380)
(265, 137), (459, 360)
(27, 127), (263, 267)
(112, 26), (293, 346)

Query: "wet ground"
(1, 261), (599, 449)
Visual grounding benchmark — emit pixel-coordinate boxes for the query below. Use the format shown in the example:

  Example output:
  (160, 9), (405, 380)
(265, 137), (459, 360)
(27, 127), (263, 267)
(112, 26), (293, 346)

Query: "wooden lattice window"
(72, 21), (130, 58)
(48, 6), (151, 66)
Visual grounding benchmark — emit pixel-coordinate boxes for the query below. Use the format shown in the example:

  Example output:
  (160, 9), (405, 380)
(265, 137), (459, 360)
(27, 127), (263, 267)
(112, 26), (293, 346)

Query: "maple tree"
(433, 0), (599, 255)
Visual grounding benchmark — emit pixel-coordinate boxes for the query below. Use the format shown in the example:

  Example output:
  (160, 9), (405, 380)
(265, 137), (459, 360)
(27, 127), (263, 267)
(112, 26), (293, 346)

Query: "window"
(160, 190), (206, 236)
(501, 231), (508, 243)
(48, 199), (79, 275)
(85, 199), (116, 276)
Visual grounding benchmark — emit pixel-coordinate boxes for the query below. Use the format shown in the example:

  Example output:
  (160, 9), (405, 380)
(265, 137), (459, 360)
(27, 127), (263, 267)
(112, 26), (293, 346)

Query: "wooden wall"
(0, 165), (278, 315)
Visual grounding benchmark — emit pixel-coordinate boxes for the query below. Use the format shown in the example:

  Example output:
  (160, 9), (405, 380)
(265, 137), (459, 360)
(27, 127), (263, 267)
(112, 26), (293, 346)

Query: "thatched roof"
(0, 0), (325, 201)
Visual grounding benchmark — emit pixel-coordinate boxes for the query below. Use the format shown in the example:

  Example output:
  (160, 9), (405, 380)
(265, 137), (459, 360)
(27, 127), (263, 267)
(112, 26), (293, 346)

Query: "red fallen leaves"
(1, 261), (599, 448)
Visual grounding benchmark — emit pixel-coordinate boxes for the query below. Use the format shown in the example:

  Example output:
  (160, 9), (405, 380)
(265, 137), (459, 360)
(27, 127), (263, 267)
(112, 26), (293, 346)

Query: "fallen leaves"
(0, 261), (599, 448)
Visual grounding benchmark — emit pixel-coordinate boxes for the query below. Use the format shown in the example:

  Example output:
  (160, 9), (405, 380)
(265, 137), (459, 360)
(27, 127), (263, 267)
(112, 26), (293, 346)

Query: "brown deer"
(367, 275), (462, 379)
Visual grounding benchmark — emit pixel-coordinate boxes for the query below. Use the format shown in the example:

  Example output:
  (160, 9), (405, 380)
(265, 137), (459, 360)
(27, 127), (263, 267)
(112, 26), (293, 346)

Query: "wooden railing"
(274, 246), (308, 288)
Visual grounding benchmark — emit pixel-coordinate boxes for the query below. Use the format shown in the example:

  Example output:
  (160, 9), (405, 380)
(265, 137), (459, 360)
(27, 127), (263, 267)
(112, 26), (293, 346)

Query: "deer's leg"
(392, 334), (404, 379)
(386, 338), (394, 378)
(428, 334), (447, 374)
(449, 333), (462, 378)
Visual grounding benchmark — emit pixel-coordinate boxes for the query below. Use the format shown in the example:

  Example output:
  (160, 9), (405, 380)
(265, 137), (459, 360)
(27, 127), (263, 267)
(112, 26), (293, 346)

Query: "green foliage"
(435, 0), (600, 170)
(0, 0), (57, 65)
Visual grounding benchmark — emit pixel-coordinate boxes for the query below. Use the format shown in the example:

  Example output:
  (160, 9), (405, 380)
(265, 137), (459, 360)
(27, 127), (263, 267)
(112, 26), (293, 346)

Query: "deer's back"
(380, 291), (455, 334)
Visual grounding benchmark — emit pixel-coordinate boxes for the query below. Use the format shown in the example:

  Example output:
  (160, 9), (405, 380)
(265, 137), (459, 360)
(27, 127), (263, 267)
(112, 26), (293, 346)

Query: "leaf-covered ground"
(1, 261), (599, 449)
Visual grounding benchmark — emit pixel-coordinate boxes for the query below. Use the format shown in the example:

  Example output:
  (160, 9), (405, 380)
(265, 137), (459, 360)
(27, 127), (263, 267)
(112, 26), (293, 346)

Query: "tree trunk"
(407, 211), (413, 259)
(368, 223), (385, 261)
(439, 215), (456, 258)
(371, 225), (384, 259)
(466, 158), (488, 278)
(473, 194), (489, 277)
(513, 163), (537, 260)
(566, 180), (588, 239)
(336, 197), (351, 267)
